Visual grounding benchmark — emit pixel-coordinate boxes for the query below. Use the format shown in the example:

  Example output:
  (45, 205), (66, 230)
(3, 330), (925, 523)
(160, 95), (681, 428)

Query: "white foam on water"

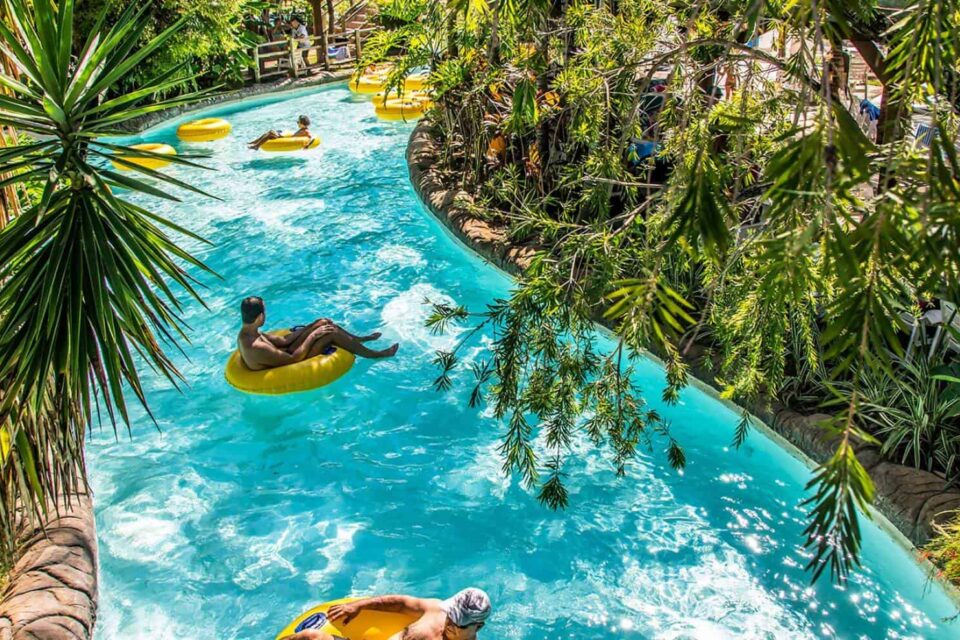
(350, 565), (395, 595)
(593, 549), (816, 640)
(237, 197), (316, 242)
(233, 514), (310, 590)
(99, 473), (216, 561)
(433, 439), (513, 501)
(375, 244), (426, 269)
(305, 520), (364, 586)
(104, 514), (184, 563)
(380, 283), (462, 351)
(97, 602), (203, 640)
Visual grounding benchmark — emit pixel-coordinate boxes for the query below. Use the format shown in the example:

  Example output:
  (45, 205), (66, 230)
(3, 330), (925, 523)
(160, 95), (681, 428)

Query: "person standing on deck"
(289, 15), (311, 71)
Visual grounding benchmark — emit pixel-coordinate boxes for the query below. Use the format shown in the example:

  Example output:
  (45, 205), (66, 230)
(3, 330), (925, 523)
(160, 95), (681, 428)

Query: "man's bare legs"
(248, 130), (281, 149)
(324, 321), (381, 343)
(307, 327), (398, 359)
(284, 319), (381, 355)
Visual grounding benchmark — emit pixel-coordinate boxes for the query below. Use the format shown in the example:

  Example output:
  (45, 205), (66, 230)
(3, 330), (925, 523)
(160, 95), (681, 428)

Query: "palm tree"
(0, 0), (214, 559)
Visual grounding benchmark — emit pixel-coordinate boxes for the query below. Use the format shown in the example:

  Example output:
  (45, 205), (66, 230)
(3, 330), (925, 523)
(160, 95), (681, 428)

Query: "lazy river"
(87, 84), (957, 639)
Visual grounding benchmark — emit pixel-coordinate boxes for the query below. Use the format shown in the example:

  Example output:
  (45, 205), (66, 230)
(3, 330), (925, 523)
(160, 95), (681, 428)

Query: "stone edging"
(0, 496), (97, 640)
(406, 119), (960, 549)
(0, 72), (355, 640)
(120, 69), (354, 133)
(406, 123), (538, 274)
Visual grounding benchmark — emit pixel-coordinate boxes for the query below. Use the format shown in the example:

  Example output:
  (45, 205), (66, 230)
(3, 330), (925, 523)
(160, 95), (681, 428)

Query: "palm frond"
(0, 0), (214, 560)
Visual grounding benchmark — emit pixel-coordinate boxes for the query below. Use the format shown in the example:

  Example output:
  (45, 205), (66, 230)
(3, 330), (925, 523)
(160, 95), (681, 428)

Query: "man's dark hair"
(241, 296), (264, 324)
(290, 14), (302, 24)
(298, 114), (310, 127)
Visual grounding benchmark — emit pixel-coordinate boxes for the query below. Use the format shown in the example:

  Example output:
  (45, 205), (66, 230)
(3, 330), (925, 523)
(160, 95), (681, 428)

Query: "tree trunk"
(876, 86), (908, 146)
(0, 495), (98, 640)
(327, 0), (336, 35)
(310, 0), (324, 40)
(826, 41), (848, 105)
(446, 8), (458, 59)
(848, 39), (909, 189)
(487, 1), (500, 66)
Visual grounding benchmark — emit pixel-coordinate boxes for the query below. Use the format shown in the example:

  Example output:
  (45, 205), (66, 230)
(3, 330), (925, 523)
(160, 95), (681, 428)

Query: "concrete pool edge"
(405, 119), (960, 598)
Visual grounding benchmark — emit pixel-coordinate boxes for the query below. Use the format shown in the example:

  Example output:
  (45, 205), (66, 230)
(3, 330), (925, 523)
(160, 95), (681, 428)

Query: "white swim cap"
(440, 588), (492, 627)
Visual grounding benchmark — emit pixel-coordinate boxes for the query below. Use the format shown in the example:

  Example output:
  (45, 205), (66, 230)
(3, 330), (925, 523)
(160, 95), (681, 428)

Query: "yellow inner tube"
(372, 90), (431, 108)
(177, 117), (232, 142)
(260, 136), (321, 153)
(404, 74), (428, 91)
(375, 97), (427, 122)
(352, 71), (427, 95)
(276, 597), (418, 640)
(224, 330), (355, 395)
(349, 74), (388, 95)
(111, 143), (176, 171)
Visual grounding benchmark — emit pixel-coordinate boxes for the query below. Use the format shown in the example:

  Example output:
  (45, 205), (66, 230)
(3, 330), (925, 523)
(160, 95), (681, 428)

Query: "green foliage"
(802, 431), (875, 582)
(847, 353), (960, 477)
(925, 511), (960, 587)
(75, 0), (260, 93)
(1, 132), (43, 207)
(0, 0), (212, 560)
(374, 0), (960, 584)
(375, 0), (430, 28)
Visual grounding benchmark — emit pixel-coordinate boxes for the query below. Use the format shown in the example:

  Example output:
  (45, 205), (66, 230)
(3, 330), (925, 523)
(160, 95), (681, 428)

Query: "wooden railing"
(251, 26), (376, 82)
(338, 0), (368, 30)
(250, 1), (376, 82)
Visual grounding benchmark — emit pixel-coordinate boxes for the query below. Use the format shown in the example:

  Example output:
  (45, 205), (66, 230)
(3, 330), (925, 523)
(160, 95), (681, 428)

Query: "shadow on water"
(256, 164), (382, 203)
(239, 157), (310, 172)
(358, 125), (394, 137)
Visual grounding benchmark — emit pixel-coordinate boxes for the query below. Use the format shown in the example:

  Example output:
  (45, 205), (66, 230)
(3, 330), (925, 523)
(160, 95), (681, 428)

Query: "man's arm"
(263, 332), (294, 348)
(263, 327), (305, 348)
(243, 328), (325, 368)
(264, 320), (329, 348)
(328, 596), (438, 625)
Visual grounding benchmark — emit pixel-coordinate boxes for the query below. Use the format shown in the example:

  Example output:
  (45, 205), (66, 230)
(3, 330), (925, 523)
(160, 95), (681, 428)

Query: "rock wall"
(407, 118), (960, 548)
(0, 496), (98, 640)
(771, 410), (960, 544)
(407, 123), (538, 274)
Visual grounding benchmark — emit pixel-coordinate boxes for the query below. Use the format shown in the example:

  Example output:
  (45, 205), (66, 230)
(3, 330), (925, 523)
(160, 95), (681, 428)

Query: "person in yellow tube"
(237, 296), (398, 370)
(282, 588), (492, 640)
(247, 114), (315, 150)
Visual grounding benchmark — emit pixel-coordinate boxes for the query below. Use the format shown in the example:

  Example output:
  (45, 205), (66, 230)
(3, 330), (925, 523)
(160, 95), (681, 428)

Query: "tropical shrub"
(851, 355), (960, 478)
(374, 0), (429, 29)
(0, 0), (212, 560)
(75, 0), (261, 93)
(925, 511), (960, 586)
(362, 0), (960, 582)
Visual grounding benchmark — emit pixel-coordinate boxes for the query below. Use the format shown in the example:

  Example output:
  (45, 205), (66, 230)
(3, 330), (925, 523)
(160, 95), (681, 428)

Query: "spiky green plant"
(925, 511), (960, 587)
(0, 0), (214, 559)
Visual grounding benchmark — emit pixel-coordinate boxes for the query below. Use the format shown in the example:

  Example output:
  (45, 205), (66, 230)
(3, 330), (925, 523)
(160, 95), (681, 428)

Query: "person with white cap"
(282, 588), (491, 640)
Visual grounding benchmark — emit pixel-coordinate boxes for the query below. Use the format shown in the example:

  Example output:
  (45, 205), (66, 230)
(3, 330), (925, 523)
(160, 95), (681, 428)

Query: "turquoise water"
(86, 85), (957, 639)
